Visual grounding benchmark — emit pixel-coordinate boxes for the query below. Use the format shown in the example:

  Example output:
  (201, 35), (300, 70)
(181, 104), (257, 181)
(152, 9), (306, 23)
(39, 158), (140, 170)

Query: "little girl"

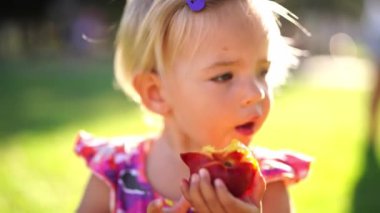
(75, 0), (312, 212)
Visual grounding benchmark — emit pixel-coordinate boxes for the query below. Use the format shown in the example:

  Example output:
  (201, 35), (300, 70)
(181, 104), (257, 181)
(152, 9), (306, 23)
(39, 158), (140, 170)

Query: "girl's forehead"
(178, 3), (267, 59)
(165, 0), (268, 66)
(194, 1), (267, 40)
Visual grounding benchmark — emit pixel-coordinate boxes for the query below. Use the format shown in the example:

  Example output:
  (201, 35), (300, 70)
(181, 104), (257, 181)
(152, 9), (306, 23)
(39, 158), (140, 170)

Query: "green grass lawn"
(0, 58), (379, 212)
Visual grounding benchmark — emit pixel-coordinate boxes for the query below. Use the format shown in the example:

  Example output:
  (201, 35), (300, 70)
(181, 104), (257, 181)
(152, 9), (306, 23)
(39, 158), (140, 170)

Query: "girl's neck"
(146, 121), (204, 200)
(146, 133), (190, 200)
(159, 122), (203, 153)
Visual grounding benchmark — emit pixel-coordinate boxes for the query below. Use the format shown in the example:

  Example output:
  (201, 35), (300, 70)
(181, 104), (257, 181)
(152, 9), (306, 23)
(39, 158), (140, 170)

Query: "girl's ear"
(132, 72), (170, 115)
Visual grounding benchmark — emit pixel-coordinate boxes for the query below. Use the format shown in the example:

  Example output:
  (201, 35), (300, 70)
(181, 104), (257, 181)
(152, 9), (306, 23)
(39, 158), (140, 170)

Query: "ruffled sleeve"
(253, 147), (312, 185)
(74, 131), (142, 189)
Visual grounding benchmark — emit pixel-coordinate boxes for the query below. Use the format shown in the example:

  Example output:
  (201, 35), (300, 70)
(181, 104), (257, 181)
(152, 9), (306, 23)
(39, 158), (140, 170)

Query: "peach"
(180, 140), (259, 197)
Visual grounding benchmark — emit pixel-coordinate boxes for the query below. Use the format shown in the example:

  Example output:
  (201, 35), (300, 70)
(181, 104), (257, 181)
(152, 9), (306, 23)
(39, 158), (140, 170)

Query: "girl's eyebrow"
(205, 58), (271, 70)
(205, 60), (241, 70)
(258, 59), (271, 67)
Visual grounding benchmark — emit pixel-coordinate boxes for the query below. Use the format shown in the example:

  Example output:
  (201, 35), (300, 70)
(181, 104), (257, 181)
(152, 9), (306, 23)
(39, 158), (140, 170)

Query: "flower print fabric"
(75, 131), (312, 213)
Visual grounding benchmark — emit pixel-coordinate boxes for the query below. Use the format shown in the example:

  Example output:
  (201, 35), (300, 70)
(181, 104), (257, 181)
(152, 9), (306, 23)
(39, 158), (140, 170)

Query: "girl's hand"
(147, 196), (191, 213)
(180, 168), (266, 213)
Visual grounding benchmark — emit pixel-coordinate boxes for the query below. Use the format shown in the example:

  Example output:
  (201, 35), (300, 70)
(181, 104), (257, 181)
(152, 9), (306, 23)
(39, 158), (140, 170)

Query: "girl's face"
(160, 3), (271, 149)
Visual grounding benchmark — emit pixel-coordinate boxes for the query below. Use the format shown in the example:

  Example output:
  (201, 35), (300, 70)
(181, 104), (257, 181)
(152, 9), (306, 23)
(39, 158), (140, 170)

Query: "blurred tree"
(1, 0), (364, 58)
(0, 0), (125, 58)
(0, 1), (53, 57)
(0, 1), (52, 21)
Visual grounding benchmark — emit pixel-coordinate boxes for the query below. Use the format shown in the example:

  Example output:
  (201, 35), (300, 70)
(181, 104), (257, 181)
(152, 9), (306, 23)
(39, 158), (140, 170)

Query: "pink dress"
(75, 131), (312, 213)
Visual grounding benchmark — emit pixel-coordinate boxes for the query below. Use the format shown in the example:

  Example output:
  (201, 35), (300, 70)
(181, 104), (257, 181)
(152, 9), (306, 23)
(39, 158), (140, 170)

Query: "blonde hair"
(115, 0), (304, 103)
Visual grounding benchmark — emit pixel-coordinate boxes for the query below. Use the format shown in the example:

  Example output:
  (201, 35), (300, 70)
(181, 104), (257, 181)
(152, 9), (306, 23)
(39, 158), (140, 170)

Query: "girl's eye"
(258, 68), (268, 79)
(211, 72), (233, 82)
(257, 61), (270, 79)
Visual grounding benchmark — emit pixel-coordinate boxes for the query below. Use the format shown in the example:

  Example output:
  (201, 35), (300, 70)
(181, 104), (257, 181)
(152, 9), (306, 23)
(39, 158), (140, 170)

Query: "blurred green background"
(1, 0), (379, 212)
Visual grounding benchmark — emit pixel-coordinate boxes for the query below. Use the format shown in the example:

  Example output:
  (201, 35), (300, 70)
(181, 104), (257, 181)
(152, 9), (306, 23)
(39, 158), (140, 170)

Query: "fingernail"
(199, 168), (208, 178)
(214, 178), (224, 188)
(191, 174), (199, 184)
(154, 199), (163, 207)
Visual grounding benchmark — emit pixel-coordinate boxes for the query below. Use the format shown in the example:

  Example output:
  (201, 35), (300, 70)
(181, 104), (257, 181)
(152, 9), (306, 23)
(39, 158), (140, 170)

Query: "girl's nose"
(240, 79), (266, 107)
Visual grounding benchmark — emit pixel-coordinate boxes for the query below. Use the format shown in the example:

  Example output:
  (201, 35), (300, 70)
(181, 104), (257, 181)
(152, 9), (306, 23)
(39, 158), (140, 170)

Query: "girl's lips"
(235, 122), (255, 136)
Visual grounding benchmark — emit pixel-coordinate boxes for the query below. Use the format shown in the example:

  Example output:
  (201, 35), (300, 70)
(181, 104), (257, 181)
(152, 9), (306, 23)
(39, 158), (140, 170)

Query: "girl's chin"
(211, 138), (252, 149)
(233, 136), (253, 146)
(189, 134), (253, 150)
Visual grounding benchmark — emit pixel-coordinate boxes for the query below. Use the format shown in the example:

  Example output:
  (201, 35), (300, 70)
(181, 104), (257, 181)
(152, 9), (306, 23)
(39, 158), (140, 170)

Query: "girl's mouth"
(235, 122), (255, 136)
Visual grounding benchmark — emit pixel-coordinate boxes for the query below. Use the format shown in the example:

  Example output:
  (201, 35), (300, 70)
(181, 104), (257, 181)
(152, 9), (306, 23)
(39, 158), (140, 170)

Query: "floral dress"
(75, 131), (312, 213)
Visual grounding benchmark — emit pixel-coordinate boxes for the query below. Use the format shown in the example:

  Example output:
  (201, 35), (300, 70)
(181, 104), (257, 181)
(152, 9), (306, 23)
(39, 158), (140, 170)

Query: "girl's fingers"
(250, 172), (266, 207)
(188, 173), (211, 213)
(215, 179), (260, 213)
(164, 196), (191, 213)
(198, 169), (226, 213)
(214, 179), (238, 211)
(181, 171), (266, 213)
(147, 199), (164, 213)
(180, 179), (191, 204)
(148, 197), (191, 213)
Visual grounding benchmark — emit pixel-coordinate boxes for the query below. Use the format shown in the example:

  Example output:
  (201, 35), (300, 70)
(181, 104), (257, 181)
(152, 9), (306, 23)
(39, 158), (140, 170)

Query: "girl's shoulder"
(252, 146), (313, 185)
(74, 131), (152, 188)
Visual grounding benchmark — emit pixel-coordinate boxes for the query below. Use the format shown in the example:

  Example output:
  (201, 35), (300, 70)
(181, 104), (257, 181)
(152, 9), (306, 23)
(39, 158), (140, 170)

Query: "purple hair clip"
(186, 0), (206, 12)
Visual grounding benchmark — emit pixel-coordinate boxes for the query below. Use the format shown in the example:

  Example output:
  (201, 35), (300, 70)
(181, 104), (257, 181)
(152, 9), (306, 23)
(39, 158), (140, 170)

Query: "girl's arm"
(76, 174), (111, 213)
(262, 181), (291, 213)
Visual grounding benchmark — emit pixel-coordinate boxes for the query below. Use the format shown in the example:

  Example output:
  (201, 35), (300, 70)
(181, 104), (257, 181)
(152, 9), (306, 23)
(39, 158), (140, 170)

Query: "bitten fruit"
(180, 140), (259, 197)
